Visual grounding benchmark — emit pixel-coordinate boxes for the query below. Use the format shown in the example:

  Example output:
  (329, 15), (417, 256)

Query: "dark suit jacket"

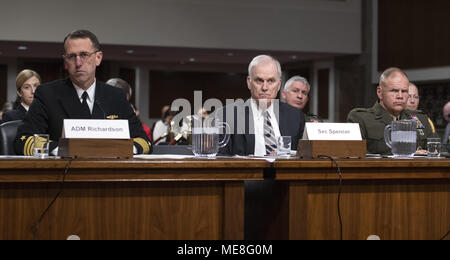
(14, 78), (152, 155)
(1, 104), (27, 124)
(218, 100), (305, 156)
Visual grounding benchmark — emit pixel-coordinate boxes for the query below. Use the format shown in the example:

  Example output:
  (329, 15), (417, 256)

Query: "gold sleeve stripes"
(22, 136), (50, 156)
(428, 118), (436, 134)
(133, 137), (152, 154)
(23, 136), (34, 156)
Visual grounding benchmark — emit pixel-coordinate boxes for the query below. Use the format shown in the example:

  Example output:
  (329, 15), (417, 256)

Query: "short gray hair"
(379, 67), (408, 87)
(106, 78), (132, 98)
(248, 55), (282, 78)
(283, 76), (311, 92)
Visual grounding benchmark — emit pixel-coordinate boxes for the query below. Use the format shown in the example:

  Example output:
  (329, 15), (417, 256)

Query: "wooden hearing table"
(0, 157), (268, 240)
(265, 157), (450, 240)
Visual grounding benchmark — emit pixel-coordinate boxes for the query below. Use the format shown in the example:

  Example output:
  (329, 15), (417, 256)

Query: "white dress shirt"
(153, 120), (168, 144)
(73, 80), (96, 114)
(250, 99), (281, 156)
(21, 103), (30, 111)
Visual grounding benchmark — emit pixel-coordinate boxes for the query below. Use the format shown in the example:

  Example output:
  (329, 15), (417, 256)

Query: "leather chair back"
(0, 120), (23, 155)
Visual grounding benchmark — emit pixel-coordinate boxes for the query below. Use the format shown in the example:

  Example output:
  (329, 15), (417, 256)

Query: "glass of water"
(277, 136), (291, 157)
(33, 134), (49, 159)
(427, 138), (441, 157)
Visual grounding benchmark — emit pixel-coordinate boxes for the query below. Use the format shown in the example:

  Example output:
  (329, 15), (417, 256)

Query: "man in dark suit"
(218, 55), (305, 156)
(14, 30), (151, 155)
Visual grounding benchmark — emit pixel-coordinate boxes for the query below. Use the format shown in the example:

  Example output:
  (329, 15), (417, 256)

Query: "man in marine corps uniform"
(347, 67), (437, 155)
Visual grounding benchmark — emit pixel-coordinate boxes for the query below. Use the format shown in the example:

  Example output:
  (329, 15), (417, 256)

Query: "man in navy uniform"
(15, 30), (152, 155)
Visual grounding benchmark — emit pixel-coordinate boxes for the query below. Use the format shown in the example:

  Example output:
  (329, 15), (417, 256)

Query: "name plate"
(302, 123), (362, 141)
(62, 119), (130, 139)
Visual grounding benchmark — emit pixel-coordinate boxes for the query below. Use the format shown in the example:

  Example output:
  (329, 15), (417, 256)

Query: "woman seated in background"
(1, 69), (41, 124)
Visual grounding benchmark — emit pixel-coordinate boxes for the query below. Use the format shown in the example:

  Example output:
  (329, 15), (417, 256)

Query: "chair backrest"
(0, 120), (23, 155)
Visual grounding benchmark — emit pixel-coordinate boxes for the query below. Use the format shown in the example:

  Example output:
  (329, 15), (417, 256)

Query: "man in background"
(106, 78), (152, 142)
(443, 102), (450, 144)
(281, 75), (322, 122)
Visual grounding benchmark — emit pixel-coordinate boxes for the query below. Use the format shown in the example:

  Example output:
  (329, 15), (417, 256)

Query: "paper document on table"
(134, 154), (195, 160)
(232, 155), (276, 163)
(0, 155), (53, 159)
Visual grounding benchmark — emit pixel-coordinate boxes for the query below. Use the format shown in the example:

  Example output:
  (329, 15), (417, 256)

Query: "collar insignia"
(106, 115), (119, 120)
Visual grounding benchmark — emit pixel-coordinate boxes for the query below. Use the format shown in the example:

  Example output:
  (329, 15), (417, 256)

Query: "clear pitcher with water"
(191, 116), (230, 158)
(384, 120), (417, 158)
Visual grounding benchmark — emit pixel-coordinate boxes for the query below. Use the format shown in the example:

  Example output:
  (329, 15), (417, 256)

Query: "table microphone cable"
(32, 157), (74, 240)
(318, 155), (343, 241)
(440, 230), (450, 240)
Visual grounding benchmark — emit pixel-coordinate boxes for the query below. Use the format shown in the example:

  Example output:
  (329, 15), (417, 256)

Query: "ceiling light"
(189, 58), (196, 62)
(227, 52), (234, 57)
(126, 50), (135, 54)
(18, 46), (28, 51)
(291, 55), (297, 60)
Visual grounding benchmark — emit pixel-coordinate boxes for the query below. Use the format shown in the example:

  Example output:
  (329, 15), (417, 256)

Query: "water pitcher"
(191, 116), (230, 158)
(384, 120), (417, 158)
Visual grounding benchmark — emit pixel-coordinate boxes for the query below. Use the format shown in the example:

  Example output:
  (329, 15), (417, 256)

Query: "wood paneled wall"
(149, 71), (249, 118)
(378, 0), (450, 70)
(0, 64), (6, 107)
(119, 68), (136, 106)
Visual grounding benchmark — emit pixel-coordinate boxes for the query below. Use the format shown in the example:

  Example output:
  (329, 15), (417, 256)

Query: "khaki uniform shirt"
(347, 102), (437, 155)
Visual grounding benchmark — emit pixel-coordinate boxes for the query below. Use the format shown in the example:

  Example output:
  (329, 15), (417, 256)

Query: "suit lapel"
(275, 100), (289, 136)
(92, 82), (107, 119)
(58, 79), (91, 119)
(244, 100), (255, 154)
(278, 103), (296, 137)
(18, 104), (27, 118)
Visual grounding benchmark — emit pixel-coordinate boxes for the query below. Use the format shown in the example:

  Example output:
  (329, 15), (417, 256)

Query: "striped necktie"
(264, 111), (277, 155)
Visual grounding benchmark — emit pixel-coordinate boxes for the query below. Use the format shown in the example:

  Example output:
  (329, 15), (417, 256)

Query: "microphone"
(94, 100), (106, 119)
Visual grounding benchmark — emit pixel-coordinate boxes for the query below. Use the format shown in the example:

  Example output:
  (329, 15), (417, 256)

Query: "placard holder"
(297, 140), (367, 159)
(58, 138), (134, 159)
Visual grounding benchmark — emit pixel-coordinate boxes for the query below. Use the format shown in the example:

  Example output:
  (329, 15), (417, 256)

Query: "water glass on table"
(427, 138), (441, 158)
(33, 134), (50, 159)
(277, 136), (292, 157)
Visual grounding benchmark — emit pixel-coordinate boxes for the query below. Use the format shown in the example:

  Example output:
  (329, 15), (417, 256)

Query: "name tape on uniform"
(302, 123), (362, 141)
(62, 119), (130, 139)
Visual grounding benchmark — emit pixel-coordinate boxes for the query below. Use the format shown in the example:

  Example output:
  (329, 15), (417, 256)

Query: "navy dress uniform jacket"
(1, 104), (27, 124)
(14, 78), (152, 155)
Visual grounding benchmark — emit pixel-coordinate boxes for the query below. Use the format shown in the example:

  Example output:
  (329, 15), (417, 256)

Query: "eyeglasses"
(408, 95), (420, 100)
(63, 50), (99, 62)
